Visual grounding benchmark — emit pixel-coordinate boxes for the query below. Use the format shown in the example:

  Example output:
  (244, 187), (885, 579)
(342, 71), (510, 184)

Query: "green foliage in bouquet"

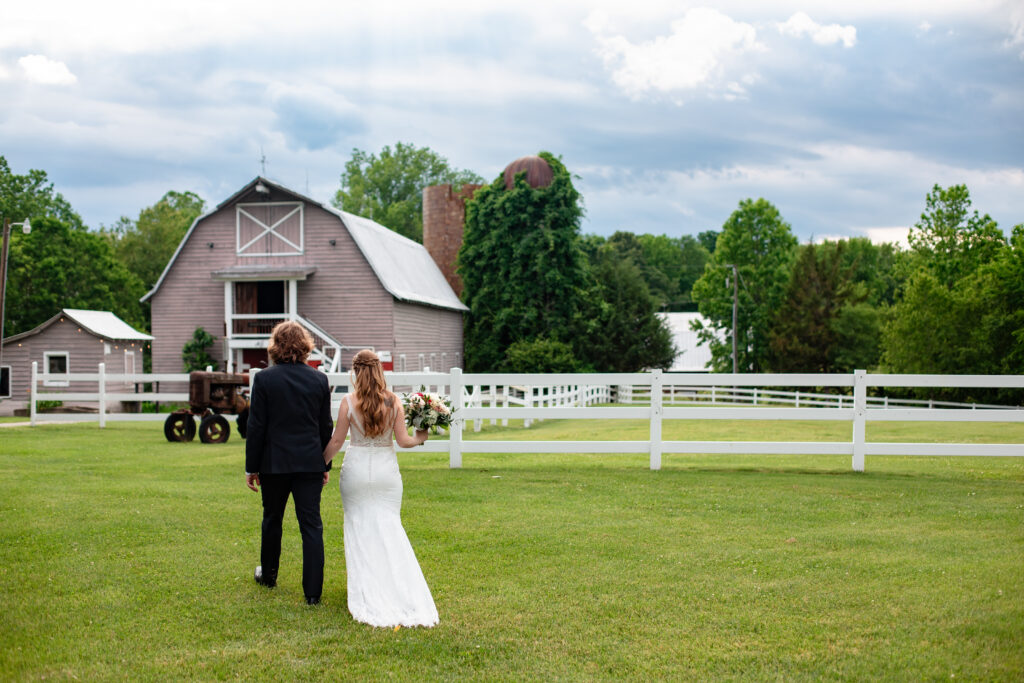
(402, 388), (454, 433)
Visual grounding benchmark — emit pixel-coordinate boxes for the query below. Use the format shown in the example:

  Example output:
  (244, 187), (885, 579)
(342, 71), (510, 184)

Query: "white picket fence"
(23, 363), (1024, 472)
(620, 384), (1019, 411)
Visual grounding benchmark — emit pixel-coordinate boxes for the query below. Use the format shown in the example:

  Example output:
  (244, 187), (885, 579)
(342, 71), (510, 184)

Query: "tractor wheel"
(236, 408), (249, 439)
(164, 413), (196, 442)
(199, 414), (231, 444)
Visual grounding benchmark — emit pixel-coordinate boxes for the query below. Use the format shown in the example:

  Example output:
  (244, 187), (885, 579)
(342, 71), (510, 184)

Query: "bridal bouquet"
(402, 388), (455, 433)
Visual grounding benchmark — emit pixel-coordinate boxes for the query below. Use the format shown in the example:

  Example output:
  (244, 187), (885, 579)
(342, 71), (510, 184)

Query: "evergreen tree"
(578, 245), (676, 372)
(767, 241), (867, 372)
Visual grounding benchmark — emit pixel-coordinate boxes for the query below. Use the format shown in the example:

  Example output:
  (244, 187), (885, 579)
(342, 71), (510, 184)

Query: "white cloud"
(861, 227), (911, 247)
(586, 7), (761, 99)
(1006, 6), (1024, 58)
(778, 12), (857, 47)
(17, 54), (77, 85)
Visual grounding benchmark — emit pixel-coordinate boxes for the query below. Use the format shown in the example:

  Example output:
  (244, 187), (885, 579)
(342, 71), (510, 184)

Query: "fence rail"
(24, 364), (1024, 471)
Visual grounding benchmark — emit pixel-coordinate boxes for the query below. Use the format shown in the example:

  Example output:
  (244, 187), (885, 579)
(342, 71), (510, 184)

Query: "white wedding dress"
(339, 399), (439, 628)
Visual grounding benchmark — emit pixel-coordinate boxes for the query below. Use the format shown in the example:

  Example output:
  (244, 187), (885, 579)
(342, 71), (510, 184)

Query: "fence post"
(473, 385), (482, 432)
(450, 368), (463, 468)
(98, 362), (107, 428)
(650, 369), (663, 471)
(852, 369), (866, 472)
(502, 385), (508, 426)
(30, 361), (38, 426)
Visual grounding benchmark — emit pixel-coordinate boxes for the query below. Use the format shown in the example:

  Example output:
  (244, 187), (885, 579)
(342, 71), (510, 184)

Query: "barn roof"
(327, 208), (468, 311)
(142, 176), (467, 312)
(3, 309), (153, 344)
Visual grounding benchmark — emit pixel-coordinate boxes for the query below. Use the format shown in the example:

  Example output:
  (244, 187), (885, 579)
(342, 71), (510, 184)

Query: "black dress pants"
(259, 472), (324, 600)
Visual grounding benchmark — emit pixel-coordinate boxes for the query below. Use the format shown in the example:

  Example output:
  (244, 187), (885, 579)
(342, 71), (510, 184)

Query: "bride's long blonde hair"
(351, 349), (393, 437)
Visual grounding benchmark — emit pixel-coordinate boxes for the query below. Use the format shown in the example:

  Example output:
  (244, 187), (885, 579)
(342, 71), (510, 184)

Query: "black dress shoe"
(254, 565), (276, 588)
(305, 596), (320, 606)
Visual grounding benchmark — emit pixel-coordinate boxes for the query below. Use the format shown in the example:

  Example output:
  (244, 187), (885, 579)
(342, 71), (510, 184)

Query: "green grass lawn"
(1, 420), (1022, 680)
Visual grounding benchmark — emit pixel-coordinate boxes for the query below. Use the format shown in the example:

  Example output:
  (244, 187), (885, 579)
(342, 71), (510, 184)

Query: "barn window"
(418, 353), (425, 371)
(455, 352), (461, 369)
(398, 354), (407, 372)
(236, 202), (304, 256)
(0, 366), (10, 398)
(441, 352), (447, 372)
(429, 353), (436, 372)
(43, 351), (69, 387)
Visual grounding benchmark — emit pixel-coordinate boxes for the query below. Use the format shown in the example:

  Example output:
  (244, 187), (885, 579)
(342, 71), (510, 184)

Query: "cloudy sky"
(1, 1), (1022, 244)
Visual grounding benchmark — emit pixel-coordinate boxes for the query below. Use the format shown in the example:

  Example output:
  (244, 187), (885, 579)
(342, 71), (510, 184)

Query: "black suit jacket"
(244, 362), (334, 475)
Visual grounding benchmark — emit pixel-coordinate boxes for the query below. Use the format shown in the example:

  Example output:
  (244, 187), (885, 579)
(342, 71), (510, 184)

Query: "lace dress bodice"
(347, 398), (395, 447)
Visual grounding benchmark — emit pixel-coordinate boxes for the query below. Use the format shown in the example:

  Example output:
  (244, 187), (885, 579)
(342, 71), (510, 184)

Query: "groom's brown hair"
(268, 321), (314, 365)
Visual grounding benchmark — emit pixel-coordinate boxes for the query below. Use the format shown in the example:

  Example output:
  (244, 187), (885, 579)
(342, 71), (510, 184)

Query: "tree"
(333, 142), (482, 242)
(691, 199), (797, 372)
(4, 217), (146, 336)
(182, 327), (219, 372)
(697, 229), (719, 254)
(459, 152), (589, 371)
(578, 245), (676, 372)
(0, 156), (85, 230)
(767, 241), (868, 372)
(504, 338), (579, 373)
(881, 186), (1022, 402)
(677, 235), (711, 306)
(105, 191), (205, 290)
(905, 183), (1005, 288)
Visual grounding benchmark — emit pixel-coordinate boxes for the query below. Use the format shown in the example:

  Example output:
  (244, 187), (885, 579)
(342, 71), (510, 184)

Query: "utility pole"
(726, 263), (738, 374)
(1, 219), (11, 396)
(0, 217), (31, 397)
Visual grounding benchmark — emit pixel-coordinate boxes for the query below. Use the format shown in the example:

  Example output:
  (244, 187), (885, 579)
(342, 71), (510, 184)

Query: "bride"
(322, 349), (439, 628)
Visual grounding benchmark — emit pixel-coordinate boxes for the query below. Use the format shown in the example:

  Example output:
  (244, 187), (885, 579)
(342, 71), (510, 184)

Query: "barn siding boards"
(296, 204), (394, 353)
(392, 302), (463, 371)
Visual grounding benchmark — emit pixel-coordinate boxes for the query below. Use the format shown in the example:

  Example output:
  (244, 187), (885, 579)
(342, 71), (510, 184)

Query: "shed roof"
(142, 176), (467, 312)
(3, 309), (153, 344)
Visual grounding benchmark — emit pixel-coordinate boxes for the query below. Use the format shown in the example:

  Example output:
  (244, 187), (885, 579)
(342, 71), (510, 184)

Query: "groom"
(245, 321), (333, 605)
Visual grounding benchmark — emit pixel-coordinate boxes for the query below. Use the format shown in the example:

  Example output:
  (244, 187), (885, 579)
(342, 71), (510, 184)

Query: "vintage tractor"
(163, 371), (250, 443)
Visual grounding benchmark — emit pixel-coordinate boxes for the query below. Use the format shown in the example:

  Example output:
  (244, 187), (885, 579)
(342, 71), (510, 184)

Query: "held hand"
(415, 428), (429, 445)
(322, 471), (330, 487)
(246, 473), (260, 492)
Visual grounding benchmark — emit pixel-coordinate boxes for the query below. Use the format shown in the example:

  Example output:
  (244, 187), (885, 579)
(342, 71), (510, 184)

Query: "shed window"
(44, 352), (69, 387)
(124, 349), (136, 375)
(0, 366), (10, 398)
